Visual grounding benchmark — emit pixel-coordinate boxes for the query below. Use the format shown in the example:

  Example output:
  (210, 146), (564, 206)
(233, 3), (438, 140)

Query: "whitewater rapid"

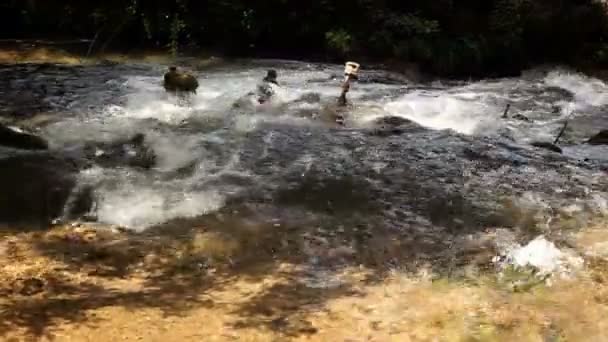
(2, 60), (607, 230)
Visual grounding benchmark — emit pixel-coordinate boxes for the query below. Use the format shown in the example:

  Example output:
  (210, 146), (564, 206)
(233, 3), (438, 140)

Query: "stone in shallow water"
(0, 154), (78, 226)
(372, 116), (415, 127)
(0, 124), (48, 150)
(530, 141), (562, 153)
(587, 130), (608, 145)
(511, 113), (531, 122)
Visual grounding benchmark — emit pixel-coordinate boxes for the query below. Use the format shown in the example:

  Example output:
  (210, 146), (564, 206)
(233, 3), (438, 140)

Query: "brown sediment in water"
(1, 217), (608, 341)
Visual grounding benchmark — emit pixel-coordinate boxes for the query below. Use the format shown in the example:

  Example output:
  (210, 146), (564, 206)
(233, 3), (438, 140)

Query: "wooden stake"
(502, 103), (511, 118)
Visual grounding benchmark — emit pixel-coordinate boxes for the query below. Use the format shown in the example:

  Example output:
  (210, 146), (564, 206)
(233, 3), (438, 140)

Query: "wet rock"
(357, 71), (410, 85)
(512, 113), (531, 122)
(11, 112), (59, 130)
(587, 130), (608, 145)
(294, 92), (321, 104)
(0, 153), (78, 226)
(163, 66), (199, 93)
(97, 59), (120, 66)
(84, 133), (156, 170)
(545, 86), (576, 101)
(62, 184), (97, 222)
(0, 124), (48, 150)
(530, 141), (562, 153)
(373, 116), (415, 127)
(367, 116), (418, 136)
(368, 127), (406, 137)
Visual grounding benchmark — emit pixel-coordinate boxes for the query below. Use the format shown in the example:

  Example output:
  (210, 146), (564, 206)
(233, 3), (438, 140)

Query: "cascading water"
(0, 60), (607, 234)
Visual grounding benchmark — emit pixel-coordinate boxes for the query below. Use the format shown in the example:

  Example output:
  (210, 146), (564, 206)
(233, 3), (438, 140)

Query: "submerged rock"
(0, 153), (78, 226)
(0, 124), (48, 150)
(293, 92), (321, 104)
(530, 141), (562, 153)
(587, 130), (608, 145)
(83, 133), (156, 170)
(373, 116), (415, 127)
(512, 113), (531, 122)
(367, 116), (418, 137)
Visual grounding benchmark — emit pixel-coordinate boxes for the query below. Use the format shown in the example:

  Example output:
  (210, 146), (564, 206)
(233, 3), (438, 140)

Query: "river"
(1, 59), (607, 258)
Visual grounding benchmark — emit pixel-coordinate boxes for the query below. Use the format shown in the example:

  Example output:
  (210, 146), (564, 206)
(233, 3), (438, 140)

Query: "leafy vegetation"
(2, 0), (608, 76)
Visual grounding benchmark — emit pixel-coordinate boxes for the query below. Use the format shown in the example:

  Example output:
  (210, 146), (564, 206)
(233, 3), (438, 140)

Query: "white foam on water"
(96, 187), (225, 231)
(544, 71), (608, 109)
(145, 131), (202, 172)
(43, 117), (144, 148)
(34, 63), (608, 232)
(383, 91), (501, 135)
(106, 76), (215, 124)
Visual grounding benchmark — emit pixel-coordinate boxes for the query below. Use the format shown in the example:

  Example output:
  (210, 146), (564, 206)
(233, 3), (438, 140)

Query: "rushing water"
(1, 60), (607, 234)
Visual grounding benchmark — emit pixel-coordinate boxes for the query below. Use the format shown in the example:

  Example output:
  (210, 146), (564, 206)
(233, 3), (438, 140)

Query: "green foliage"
(385, 13), (440, 36)
(169, 14), (186, 56)
(325, 29), (353, 55)
(2, 0), (608, 76)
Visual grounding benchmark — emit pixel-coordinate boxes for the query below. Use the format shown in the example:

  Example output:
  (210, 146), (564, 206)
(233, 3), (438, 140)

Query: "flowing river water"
(1, 59), (608, 274)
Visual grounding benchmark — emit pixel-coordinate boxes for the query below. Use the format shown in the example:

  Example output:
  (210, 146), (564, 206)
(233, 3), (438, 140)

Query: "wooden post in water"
(553, 110), (574, 145)
(502, 103), (511, 118)
(553, 120), (569, 145)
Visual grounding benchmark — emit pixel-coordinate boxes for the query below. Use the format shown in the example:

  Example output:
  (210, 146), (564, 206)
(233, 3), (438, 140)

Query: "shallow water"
(0, 59), (607, 234)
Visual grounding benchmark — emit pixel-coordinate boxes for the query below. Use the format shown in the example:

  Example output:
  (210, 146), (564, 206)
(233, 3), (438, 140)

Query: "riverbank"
(2, 218), (608, 341)
(0, 42), (224, 68)
(4, 42), (607, 83)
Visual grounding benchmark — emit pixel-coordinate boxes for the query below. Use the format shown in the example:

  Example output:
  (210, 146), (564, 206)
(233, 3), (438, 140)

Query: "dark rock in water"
(84, 133), (156, 170)
(0, 124), (48, 150)
(373, 116), (415, 127)
(495, 128), (516, 141)
(62, 184), (97, 222)
(0, 154), (78, 226)
(163, 67), (199, 93)
(530, 141), (562, 153)
(368, 127), (406, 137)
(294, 92), (321, 104)
(545, 86), (575, 101)
(367, 116), (418, 137)
(512, 114), (531, 122)
(587, 130), (608, 145)
(98, 59), (119, 66)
